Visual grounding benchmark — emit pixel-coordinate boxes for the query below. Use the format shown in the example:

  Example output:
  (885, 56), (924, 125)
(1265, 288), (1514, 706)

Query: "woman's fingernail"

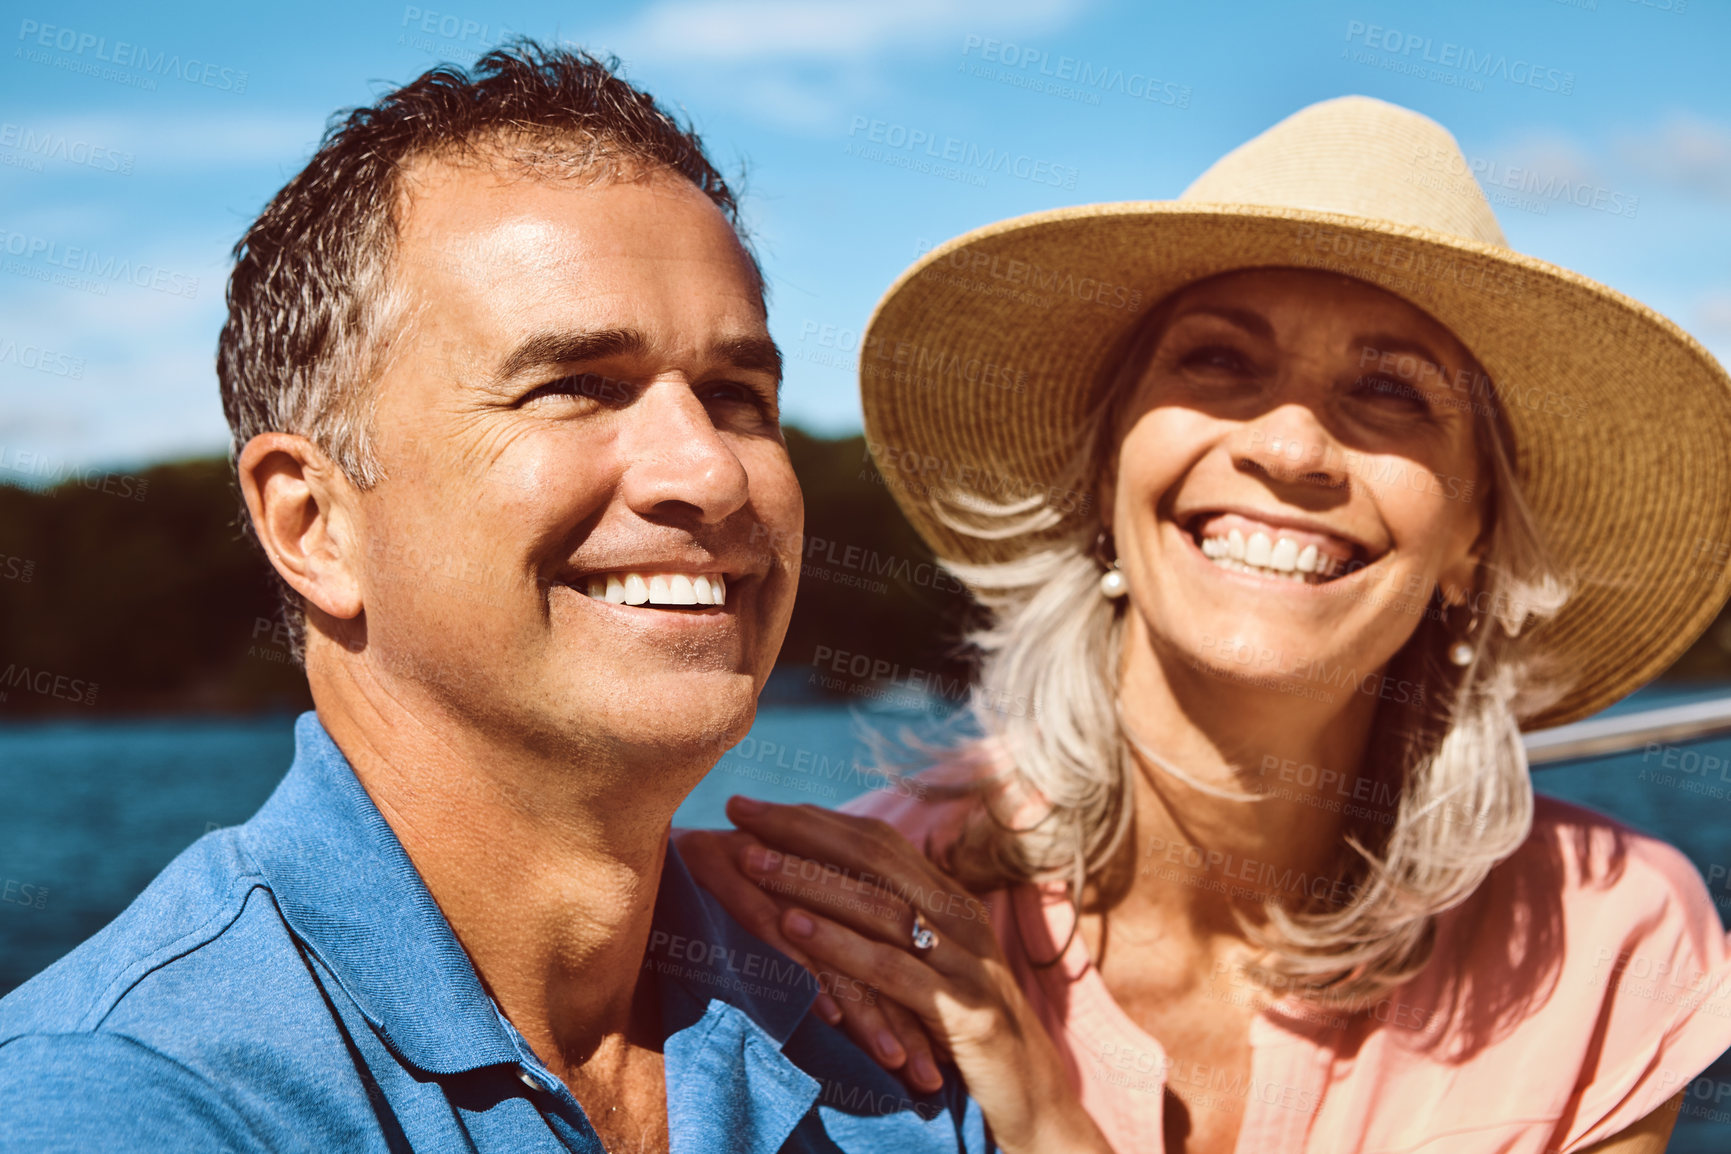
(912, 1054), (940, 1087)
(730, 795), (766, 814)
(786, 911), (815, 938)
(815, 993), (843, 1025)
(877, 1030), (905, 1064)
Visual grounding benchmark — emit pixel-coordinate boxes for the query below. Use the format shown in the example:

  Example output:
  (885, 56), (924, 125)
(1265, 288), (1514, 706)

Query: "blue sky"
(2, 0), (1728, 470)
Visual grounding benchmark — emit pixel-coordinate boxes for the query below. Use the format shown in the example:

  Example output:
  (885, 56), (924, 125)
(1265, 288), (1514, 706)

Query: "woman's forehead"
(1166, 268), (1461, 340)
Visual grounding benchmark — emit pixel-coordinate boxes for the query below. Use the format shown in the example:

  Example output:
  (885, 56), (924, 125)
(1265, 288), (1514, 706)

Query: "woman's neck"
(1107, 628), (1384, 937)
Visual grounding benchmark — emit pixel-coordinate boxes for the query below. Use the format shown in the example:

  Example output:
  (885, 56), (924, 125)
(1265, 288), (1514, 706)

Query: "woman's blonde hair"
(924, 271), (1571, 1005)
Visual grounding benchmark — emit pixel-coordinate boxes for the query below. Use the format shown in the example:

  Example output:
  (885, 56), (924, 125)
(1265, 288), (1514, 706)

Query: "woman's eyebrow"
(1354, 333), (1454, 379)
(1170, 305), (1275, 340)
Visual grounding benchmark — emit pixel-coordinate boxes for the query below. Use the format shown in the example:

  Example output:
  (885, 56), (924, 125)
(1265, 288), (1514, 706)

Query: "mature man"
(0, 44), (991, 1153)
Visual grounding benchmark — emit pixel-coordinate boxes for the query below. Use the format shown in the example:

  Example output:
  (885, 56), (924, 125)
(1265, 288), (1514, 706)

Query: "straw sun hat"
(859, 95), (1731, 731)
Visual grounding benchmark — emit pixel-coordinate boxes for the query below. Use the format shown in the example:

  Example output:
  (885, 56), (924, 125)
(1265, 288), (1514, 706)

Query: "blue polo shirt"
(0, 713), (993, 1153)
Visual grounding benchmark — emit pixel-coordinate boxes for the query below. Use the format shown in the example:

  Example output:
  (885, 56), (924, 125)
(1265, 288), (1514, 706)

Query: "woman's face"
(1106, 268), (1487, 697)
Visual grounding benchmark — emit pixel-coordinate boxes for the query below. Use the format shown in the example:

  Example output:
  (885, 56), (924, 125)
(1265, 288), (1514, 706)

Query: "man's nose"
(1232, 406), (1350, 489)
(617, 379), (751, 525)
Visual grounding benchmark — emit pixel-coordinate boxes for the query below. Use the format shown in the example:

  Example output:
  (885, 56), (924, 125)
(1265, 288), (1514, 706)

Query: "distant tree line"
(0, 429), (981, 716)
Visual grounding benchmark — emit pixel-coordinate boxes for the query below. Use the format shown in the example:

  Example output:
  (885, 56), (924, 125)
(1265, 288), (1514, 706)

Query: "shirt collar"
(241, 712), (820, 1080)
(649, 844), (820, 1045)
(241, 713), (520, 1075)
(650, 850), (823, 1154)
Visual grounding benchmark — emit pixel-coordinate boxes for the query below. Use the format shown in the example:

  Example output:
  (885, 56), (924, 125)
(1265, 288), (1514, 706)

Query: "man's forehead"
(386, 159), (765, 365)
(393, 155), (732, 266)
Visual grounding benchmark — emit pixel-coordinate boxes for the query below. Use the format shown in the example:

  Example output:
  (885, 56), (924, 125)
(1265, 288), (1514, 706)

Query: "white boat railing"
(1524, 695), (1731, 765)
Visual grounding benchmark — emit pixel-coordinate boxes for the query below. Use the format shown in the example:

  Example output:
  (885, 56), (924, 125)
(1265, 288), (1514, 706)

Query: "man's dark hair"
(217, 39), (758, 659)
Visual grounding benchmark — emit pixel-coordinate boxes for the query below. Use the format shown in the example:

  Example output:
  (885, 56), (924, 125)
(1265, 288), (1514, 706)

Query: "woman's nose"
(1231, 409), (1350, 490)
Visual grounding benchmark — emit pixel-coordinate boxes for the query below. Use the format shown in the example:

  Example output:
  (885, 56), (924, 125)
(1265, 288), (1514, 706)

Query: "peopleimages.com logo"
(0, 228), (199, 299)
(0, 122), (133, 174)
(1343, 21), (1575, 95)
(16, 19), (248, 93)
(846, 116), (1080, 191)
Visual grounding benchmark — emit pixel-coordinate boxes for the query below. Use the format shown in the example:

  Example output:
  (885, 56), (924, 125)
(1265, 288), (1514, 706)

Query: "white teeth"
(1195, 529), (1354, 585)
(581, 571), (730, 607)
(1209, 556), (1308, 581)
(1269, 537), (1298, 572)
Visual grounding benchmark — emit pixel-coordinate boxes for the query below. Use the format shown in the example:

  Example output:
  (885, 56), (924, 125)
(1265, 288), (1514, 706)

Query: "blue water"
(3, 690), (1730, 1150)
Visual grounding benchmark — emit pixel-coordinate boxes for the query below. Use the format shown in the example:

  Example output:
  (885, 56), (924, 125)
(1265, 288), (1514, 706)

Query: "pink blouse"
(845, 769), (1731, 1153)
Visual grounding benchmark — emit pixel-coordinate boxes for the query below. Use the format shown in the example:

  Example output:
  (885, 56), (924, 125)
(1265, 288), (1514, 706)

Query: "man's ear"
(236, 433), (365, 621)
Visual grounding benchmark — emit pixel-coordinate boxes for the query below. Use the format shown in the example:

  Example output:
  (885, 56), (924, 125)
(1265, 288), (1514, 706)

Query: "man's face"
(343, 159), (802, 773)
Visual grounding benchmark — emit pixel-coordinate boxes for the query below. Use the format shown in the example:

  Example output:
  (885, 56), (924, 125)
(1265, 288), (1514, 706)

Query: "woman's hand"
(722, 796), (1112, 1154)
(669, 822), (951, 1093)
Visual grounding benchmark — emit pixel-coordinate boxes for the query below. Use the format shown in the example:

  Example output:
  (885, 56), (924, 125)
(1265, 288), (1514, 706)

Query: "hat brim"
(859, 202), (1731, 731)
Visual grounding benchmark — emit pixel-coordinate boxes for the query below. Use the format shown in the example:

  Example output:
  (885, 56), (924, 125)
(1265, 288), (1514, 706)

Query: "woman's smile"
(1108, 269), (1488, 685)
(1178, 510), (1380, 586)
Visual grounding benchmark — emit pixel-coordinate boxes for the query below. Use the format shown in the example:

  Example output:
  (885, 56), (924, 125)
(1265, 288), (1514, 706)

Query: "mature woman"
(680, 96), (1731, 1153)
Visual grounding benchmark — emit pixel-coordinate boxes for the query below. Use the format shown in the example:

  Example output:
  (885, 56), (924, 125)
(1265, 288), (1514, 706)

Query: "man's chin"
(559, 669), (762, 755)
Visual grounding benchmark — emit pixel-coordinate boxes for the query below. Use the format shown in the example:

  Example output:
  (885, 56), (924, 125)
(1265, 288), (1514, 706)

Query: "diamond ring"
(910, 912), (938, 953)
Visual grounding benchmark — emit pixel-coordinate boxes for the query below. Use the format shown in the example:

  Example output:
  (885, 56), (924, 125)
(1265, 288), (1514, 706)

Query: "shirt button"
(517, 1067), (541, 1092)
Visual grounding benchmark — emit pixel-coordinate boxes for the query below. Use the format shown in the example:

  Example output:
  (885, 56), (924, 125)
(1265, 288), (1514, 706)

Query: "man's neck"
(306, 661), (697, 1090)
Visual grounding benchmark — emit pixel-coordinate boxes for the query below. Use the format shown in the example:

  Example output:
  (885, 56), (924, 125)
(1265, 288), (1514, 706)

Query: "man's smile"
(577, 570), (730, 607)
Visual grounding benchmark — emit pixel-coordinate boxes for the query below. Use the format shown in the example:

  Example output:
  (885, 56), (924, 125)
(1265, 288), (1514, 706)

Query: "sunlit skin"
(237, 160), (802, 1154)
(679, 268), (1678, 1152)
(1083, 268), (1488, 1153)
(1094, 271), (1680, 1152)
(1103, 267), (1491, 899)
(1109, 267), (1486, 752)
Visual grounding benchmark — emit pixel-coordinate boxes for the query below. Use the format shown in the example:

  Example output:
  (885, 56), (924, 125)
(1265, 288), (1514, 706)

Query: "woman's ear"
(1094, 449), (1120, 536)
(1438, 533), (1488, 613)
(236, 433), (366, 622)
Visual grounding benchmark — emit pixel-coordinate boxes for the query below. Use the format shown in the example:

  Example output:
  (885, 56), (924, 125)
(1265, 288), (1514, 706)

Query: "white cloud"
(1617, 113), (1731, 202)
(0, 244), (230, 470)
(1486, 131), (1599, 185)
(595, 0), (1088, 132)
(0, 111), (325, 171)
(606, 0), (1085, 64)
(1698, 290), (1731, 336)
(719, 68), (866, 130)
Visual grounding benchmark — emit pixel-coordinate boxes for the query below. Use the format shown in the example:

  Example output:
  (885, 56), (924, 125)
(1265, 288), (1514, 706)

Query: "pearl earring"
(1093, 528), (1129, 600)
(1444, 599), (1478, 667)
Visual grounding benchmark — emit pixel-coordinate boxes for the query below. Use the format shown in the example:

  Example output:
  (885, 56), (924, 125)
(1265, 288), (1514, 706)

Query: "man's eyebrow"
(492, 328), (783, 386)
(1170, 305), (1276, 341)
(495, 327), (649, 382)
(714, 335), (783, 382)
